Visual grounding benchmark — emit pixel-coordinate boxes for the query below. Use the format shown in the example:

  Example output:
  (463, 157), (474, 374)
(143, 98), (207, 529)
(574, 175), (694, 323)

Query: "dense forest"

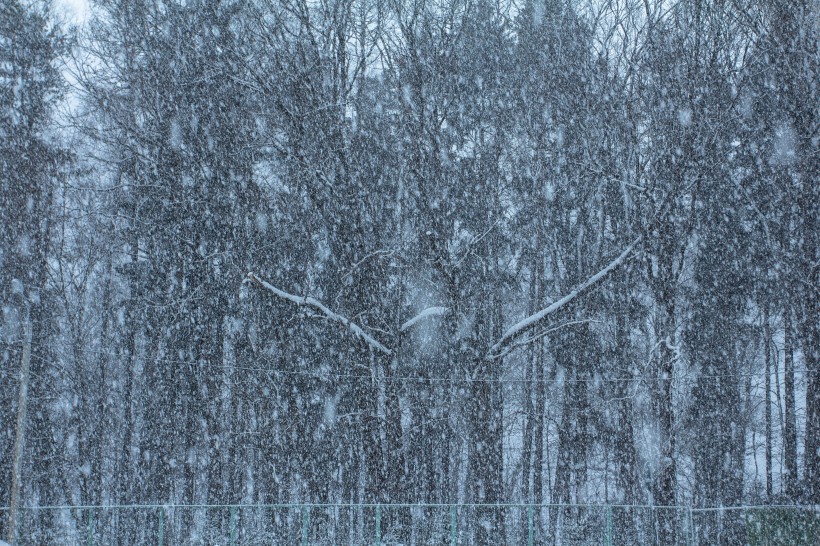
(1, 0), (818, 544)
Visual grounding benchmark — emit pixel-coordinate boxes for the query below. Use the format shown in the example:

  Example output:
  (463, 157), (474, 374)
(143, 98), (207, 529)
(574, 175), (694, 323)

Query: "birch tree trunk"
(7, 313), (31, 546)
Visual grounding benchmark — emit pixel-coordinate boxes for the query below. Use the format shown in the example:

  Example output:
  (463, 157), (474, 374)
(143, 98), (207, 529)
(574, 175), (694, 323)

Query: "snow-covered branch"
(247, 273), (393, 356)
(488, 237), (641, 357)
(400, 306), (448, 332)
(488, 319), (601, 360)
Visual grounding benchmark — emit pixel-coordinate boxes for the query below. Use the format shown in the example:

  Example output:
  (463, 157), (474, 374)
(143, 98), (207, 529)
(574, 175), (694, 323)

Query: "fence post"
(87, 508), (94, 546)
(301, 505), (309, 546)
(374, 504), (381, 546)
(230, 506), (237, 546)
(688, 507), (694, 546)
(158, 508), (164, 546)
(604, 505), (612, 546)
(13, 507), (21, 546)
(451, 505), (457, 546)
(528, 505), (534, 546)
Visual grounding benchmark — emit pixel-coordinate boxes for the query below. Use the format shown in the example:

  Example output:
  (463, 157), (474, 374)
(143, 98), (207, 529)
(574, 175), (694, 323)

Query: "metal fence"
(2, 503), (818, 545)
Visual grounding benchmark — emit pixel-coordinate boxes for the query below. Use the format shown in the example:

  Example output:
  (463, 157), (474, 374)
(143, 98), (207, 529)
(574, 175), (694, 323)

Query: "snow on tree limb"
(488, 319), (600, 361)
(488, 237), (641, 357)
(248, 238), (639, 359)
(400, 306), (448, 332)
(247, 273), (393, 356)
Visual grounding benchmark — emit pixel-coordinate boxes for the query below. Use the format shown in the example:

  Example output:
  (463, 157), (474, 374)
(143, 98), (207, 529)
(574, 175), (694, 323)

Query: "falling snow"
(1, 0), (818, 545)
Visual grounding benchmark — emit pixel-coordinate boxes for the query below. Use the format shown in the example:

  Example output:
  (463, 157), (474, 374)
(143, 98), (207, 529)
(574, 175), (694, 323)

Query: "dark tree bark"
(784, 309), (798, 499)
(764, 307), (773, 500)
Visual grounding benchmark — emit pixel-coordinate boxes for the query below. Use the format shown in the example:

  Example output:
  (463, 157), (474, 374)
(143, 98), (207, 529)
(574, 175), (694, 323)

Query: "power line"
(21, 345), (808, 386)
(3, 502), (816, 511)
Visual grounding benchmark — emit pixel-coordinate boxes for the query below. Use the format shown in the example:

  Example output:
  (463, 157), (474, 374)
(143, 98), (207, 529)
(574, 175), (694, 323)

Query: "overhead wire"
(13, 345), (809, 386)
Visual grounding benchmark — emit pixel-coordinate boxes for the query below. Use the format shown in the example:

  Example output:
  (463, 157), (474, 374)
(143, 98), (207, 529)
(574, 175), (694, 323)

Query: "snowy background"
(1, 0), (818, 544)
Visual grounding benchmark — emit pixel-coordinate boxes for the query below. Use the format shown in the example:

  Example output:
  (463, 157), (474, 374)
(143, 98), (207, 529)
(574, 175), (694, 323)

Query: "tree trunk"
(532, 267), (546, 544)
(614, 305), (639, 542)
(533, 346), (546, 544)
(802, 299), (820, 502)
(521, 268), (538, 515)
(764, 307), (773, 500)
(799, 256), (820, 501)
(550, 381), (573, 544)
(522, 356), (534, 498)
(6, 313), (31, 546)
(469, 300), (505, 544)
(654, 291), (677, 544)
(784, 309), (798, 498)
(533, 345), (545, 503)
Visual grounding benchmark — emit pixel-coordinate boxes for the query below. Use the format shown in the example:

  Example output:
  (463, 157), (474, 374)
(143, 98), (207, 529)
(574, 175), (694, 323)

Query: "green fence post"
(604, 505), (612, 546)
(87, 508), (94, 546)
(688, 507), (694, 546)
(301, 505), (309, 546)
(528, 505), (534, 546)
(230, 506), (237, 546)
(14, 507), (20, 546)
(158, 508), (164, 546)
(451, 505), (457, 546)
(375, 504), (381, 546)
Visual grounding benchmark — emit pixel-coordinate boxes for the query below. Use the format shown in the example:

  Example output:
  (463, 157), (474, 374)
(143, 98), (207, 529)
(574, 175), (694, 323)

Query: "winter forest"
(1, 0), (818, 544)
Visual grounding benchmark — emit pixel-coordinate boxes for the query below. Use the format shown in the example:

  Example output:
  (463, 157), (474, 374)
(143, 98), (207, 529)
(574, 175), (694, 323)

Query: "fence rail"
(2, 503), (818, 545)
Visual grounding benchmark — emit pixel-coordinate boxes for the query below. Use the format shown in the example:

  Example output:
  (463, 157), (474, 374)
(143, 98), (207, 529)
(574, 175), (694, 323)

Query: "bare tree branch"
(400, 306), (448, 332)
(247, 272), (392, 356)
(488, 237), (641, 357)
